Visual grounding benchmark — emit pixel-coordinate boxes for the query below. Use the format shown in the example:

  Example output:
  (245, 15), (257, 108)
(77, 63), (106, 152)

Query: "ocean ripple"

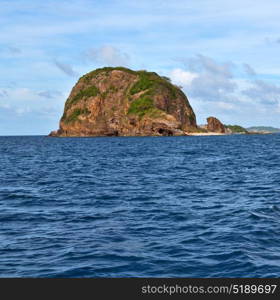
(0, 134), (280, 277)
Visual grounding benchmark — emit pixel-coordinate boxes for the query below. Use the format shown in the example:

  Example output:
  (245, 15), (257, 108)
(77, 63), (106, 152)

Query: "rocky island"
(206, 117), (226, 133)
(49, 67), (198, 137)
(49, 66), (271, 137)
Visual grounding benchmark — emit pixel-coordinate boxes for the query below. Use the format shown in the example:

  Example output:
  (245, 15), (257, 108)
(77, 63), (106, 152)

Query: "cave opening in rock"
(158, 128), (173, 136)
(106, 130), (119, 136)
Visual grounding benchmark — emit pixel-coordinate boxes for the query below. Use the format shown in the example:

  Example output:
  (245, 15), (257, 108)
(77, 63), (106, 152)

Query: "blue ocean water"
(0, 134), (280, 278)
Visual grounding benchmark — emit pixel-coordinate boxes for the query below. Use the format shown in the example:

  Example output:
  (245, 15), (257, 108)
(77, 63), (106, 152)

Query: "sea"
(0, 134), (280, 278)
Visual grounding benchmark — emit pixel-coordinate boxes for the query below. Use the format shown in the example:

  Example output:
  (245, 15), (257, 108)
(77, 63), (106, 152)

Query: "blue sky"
(1, 0), (280, 134)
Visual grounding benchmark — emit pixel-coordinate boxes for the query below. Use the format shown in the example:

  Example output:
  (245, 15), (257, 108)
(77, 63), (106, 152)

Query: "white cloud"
(37, 90), (62, 99)
(0, 45), (21, 55)
(242, 79), (280, 106)
(243, 63), (256, 76)
(54, 60), (79, 77)
(15, 107), (31, 115)
(169, 68), (198, 87)
(171, 55), (237, 102)
(167, 54), (280, 126)
(85, 45), (130, 67)
(0, 89), (8, 98)
(216, 101), (236, 110)
(0, 87), (65, 117)
(188, 54), (234, 78)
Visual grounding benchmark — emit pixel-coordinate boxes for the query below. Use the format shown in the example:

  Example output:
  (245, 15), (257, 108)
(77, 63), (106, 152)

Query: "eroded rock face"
(50, 67), (197, 136)
(206, 117), (226, 133)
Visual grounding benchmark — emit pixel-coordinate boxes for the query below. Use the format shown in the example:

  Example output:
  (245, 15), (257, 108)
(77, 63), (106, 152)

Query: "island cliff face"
(50, 67), (197, 136)
(206, 116), (226, 133)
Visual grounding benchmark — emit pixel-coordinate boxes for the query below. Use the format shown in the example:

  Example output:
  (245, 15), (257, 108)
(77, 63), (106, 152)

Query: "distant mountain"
(246, 126), (280, 133)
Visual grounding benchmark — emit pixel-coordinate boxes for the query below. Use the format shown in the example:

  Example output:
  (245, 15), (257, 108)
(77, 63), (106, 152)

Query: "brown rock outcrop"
(206, 116), (226, 133)
(50, 67), (197, 136)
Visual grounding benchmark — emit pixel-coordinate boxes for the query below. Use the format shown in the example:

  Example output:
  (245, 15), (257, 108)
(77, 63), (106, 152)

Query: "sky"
(1, 0), (280, 135)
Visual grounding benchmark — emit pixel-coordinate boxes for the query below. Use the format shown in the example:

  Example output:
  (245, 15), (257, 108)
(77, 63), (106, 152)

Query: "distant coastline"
(187, 131), (275, 136)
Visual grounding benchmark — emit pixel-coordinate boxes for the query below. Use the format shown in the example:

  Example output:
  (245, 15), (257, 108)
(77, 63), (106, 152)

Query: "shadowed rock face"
(206, 116), (226, 133)
(49, 67), (197, 137)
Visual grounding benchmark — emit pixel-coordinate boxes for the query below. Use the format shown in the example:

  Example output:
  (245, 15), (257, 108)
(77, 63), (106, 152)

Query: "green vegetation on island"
(67, 85), (100, 107)
(225, 125), (248, 133)
(63, 108), (90, 123)
(128, 70), (179, 101)
(127, 95), (165, 118)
